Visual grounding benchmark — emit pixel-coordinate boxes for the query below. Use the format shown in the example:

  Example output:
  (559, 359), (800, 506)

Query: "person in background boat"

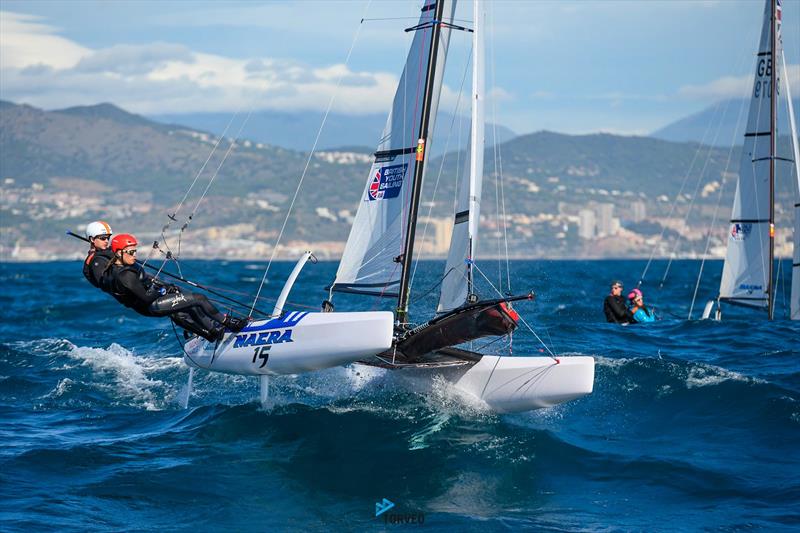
(603, 280), (633, 324)
(628, 289), (655, 323)
(83, 220), (114, 290)
(104, 233), (248, 342)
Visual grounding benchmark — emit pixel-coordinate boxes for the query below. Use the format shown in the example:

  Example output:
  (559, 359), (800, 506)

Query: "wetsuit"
(83, 248), (114, 290)
(107, 263), (227, 342)
(631, 305), (655, 323)
(603, 294), (633, 324)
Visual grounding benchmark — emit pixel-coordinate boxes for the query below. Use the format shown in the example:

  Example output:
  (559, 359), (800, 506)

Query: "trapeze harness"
(106, 263), (228, 342)
(83, 248), (115, 290)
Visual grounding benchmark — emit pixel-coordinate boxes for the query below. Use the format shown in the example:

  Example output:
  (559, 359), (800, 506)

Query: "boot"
(223, 314), (249, 332)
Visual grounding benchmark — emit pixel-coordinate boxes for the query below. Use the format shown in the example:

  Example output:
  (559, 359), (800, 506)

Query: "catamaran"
(182, 0), (595, 412)
(702, 0), (800, 321)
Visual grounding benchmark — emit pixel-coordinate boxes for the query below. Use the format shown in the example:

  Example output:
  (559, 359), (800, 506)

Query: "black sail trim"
(454, 210), (470, 224)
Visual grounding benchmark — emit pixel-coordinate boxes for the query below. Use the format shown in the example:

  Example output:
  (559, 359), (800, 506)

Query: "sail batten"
(332, 0), (457, 299)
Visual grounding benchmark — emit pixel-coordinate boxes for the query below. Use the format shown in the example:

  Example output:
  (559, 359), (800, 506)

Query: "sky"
(1, 0), (799, 136)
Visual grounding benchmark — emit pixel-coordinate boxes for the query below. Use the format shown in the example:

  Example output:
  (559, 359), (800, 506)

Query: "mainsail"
(331, 0), (456, 297)
(438, 0), (485, 313)
(718, 0), (778, 310)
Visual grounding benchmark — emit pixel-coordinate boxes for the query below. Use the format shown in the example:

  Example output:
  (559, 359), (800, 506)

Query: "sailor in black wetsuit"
(603, 280), (633, 324)
(104, 233), (247, 342)
(82, 220), (115, 290)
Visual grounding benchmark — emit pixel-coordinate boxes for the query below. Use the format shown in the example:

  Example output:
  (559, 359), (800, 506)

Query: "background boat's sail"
(719, 0), (777, 310)
(438, 0), (485, 313)
(786, 52), (800, 319)
(331, 0), (456, 297)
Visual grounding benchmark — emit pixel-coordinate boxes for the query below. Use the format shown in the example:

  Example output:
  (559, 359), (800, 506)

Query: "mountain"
(652, 97), (800, 146)
(149, 110), (517, 153)
(2, 100), (760, 260)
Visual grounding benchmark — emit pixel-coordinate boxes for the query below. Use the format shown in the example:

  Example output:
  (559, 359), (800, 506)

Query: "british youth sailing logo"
(731, 223), (753, 241)
(367, 164), (407, 201)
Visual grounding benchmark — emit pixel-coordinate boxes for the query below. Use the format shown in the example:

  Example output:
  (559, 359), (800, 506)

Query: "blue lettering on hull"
(233, 329), (294, 349)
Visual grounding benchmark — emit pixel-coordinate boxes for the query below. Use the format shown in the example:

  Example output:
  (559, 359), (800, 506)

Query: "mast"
(467, 0), (485, 296)
(768, 0), (777, 320)
(396, 0), (447, 324)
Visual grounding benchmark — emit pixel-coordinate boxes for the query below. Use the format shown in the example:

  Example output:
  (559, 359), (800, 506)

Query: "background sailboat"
(704, 0), (800, 320)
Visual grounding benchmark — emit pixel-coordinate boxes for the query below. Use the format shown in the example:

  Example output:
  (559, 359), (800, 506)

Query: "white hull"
(183, 311), (394, 375)
(444, 355), (595, 413)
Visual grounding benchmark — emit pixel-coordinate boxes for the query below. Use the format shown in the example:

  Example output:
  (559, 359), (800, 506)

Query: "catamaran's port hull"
(444, 355), (595, 413)
(183, 311), (394, 375)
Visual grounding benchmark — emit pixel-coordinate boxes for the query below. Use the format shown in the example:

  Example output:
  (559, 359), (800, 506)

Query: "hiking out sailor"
(603, 280), (633, 324)
(104, 233), (248, 342)
(82, 220), (114, 290)
(628, 289), (655, 323)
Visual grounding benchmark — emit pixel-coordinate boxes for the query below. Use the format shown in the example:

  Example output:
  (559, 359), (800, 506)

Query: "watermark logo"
(374, 498), (425, 525)
(375, 498), (395, 517)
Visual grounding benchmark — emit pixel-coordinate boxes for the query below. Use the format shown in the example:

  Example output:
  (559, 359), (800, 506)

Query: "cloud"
(0, 9), (400, 115)
(0, 11), (89, 69)
(75, 43), (194, 75)
(677, 64), (800, 101)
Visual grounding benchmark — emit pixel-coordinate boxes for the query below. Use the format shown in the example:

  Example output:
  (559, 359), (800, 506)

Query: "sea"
(1, 258), (798, 531)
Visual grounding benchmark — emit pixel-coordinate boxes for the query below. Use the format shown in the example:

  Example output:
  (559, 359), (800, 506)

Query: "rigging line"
(184, 111), (254, 229)
(409, 41), (473, 293)
(688, 168), (731, 319)
(471, 261), (558, 361)
(658, 95), (739, 294)
(688, 74), (751, 318)
(488, 1), (511, 294)
(637, 102), (725, 289)
(250, 4), (370, 316)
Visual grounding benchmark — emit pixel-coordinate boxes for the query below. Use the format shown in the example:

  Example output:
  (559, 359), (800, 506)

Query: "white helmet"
(85, 220), (113, 239)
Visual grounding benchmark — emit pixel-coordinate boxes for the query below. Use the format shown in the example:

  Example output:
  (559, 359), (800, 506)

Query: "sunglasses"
(122, 249), (137, 256)
(93, 235), (110, 241)
(612, 285), (623, 290)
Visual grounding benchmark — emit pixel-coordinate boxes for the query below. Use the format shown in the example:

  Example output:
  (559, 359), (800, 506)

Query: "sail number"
(754, 58), (780, 98)
(252, 346), (271, 368)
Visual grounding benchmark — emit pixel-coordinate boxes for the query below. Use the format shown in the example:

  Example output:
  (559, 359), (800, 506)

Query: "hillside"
(4, 100), (794, 261)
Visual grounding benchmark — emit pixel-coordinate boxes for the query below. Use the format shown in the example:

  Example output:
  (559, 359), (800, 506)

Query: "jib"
(233, 329), (293, 348)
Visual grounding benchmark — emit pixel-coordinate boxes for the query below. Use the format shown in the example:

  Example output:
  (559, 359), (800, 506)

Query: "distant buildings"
(578, 209), (596, 240)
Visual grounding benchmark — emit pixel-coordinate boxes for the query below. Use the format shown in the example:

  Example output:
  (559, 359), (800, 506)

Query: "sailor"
(603, 280), (633, 324)
(104, 233), (248, 342)
(83, 220), (115, 290)
(628, 290), (655, 323)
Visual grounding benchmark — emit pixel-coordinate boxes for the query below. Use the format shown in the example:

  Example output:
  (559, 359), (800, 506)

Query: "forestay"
(438, 0), (485, 313)
(719, 0), (777, 309)
(331, 0), (457, 297)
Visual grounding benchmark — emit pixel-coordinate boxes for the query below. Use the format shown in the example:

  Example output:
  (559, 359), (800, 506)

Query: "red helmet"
(111, 233), (138, 254)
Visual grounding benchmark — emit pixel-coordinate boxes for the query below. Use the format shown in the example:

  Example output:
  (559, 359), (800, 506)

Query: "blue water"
(1, 259), (798, 531)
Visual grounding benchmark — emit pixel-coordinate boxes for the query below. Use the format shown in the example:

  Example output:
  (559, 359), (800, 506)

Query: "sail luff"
(437, 0), (485, 313)
(783, 51), (800, 320)
(396, 0), (449, 322)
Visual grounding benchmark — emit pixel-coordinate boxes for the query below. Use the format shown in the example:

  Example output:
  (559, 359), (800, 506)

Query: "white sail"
(331, 0), (457, 297)
(784, 51), (800, 319)
(438, 0), (485, 313)
(719, 0), (777, 310)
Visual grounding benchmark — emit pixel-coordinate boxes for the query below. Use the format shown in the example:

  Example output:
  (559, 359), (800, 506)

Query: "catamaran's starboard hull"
(446, 355), (595, 413)
(183, 311), (394, 375)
